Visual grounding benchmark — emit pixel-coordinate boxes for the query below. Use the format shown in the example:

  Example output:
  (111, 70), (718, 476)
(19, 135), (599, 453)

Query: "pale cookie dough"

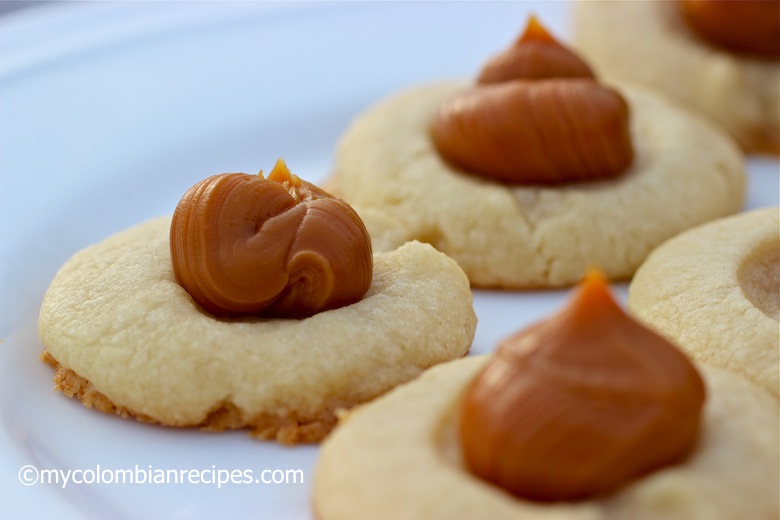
(572, 0), (780, 155)
(349, 205), (415, 253)
(628, 207), (779, 398)
(313, 356), (779, 520)
(329, 81), (745, 288)
(38, 217), (477, 444)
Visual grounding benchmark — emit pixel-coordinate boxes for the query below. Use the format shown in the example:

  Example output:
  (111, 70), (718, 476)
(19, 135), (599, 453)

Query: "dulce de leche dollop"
(170, 159), (373, 318)
(458, 270), (706, 501)
(477, 15), (595, 83)
(431, 16), (633, 185)
(680, 0), (780, 58)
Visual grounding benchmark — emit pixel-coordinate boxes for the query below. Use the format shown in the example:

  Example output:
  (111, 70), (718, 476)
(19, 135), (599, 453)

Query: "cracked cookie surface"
(329, 81), (745, 288)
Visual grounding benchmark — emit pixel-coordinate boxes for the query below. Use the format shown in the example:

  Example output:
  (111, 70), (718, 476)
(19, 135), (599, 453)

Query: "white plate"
(0, 2), (777, 519)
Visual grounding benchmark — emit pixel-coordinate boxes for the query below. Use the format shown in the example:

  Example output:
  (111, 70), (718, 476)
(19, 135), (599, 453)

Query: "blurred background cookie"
(329, 18), (746, 289)
(573, 0), (779, 155)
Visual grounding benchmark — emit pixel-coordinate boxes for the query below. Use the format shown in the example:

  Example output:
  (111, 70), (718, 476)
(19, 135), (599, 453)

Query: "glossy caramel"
(680, 0), (780, 58)
(170, 160), (372, 318)
(459, 271), (706, 501)
(431, 16), (633, 184)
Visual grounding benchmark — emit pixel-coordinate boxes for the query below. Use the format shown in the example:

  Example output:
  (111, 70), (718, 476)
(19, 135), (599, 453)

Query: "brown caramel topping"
(478, 16), (595, 83)
(170, 159), (373, 318)
(680, 0), (780, 58)
(431, 16), (634, 184)
(431, 80), (632, 184)
(459, 270), (706, 501)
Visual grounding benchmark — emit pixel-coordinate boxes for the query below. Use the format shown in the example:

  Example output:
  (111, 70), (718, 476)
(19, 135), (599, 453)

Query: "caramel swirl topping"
(431, 16), (633, 184)
(680, 0), (780, 58)
(170, 159), (373, 318)
(459, 270), (706, 501)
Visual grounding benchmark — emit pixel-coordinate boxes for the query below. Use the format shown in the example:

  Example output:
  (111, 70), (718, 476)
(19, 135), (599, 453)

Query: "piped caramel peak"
(459, 270), (706, 501)
(265, 157), (302, 192)
(520, 15), (557, 43)
(170, 159), (373, 318)
(478, 15), (594, 83)
(680, 0), (780, 58)
(431, 16), (633, 184)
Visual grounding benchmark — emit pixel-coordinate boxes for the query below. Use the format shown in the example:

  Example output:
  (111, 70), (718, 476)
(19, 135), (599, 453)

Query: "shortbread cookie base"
(349, 204), (415, 253)
(38, 217), (477, 443)
(313, 356), (779, 520)
(573, 1), (779, 155)
(40, 350), (336, 443)
(330, 81), (745, 288)
(628, 207), (779, 398)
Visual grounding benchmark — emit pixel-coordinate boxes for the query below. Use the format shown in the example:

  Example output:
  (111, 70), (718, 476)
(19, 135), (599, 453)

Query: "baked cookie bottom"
(628, 207), (779, 398)
(38, 217), (477, 443)
(40, 350), (335, 443)
(330, 80), (745, 289)
(313, 356), (779, 520)
(572, 1), (779, 155)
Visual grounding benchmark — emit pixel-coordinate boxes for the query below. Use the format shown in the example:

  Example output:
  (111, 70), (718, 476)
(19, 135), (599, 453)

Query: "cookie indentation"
(738, 238), (780, 321)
